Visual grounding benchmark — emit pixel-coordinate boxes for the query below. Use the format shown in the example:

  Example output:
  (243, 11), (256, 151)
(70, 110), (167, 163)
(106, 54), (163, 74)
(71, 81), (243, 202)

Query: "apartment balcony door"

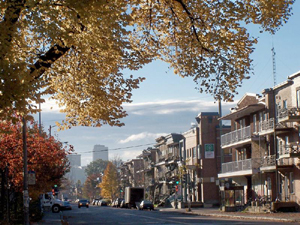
(284, 174), (290, 201)
(264, 176), (272, 201)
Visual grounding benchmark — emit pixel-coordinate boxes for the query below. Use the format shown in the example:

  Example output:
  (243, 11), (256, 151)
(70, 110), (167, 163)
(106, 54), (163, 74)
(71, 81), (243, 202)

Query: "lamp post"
(22, 117), (29, 225)
(49, 125), (57, 137)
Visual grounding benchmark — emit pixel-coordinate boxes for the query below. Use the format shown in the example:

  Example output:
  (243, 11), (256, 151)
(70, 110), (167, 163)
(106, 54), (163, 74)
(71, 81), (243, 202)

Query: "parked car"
(115, 198), (124, 208)
(139, 200), (154, 210)
(98, 200), (107, 206)
(78, 199), (89, 208)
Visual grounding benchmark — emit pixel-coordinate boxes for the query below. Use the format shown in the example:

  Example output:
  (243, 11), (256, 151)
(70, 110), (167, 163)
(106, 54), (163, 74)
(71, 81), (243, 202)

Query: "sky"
(36, 1), (300, 166)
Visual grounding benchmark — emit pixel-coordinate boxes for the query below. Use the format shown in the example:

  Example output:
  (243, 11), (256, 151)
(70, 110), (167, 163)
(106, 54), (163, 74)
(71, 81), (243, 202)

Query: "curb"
(157, 208), (299, 223)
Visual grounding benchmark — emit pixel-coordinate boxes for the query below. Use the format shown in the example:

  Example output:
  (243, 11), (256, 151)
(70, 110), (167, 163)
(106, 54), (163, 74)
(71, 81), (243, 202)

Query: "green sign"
(205, 144), (214, 158)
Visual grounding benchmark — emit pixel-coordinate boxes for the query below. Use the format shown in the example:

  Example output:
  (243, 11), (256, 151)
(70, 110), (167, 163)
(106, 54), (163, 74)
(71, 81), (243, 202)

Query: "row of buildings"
(119, 71), (300, 211)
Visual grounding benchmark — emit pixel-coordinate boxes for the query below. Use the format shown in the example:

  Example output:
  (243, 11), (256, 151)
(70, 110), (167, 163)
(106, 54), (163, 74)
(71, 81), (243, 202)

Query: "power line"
(74, 143), (157, 154)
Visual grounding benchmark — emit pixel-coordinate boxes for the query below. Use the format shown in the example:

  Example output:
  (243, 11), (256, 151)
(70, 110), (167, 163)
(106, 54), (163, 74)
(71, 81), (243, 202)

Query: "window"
(278, 174), (282, 194)
(297, 89), (300, 108)
(198, 145), (201, 159)
(290, 172), (294, 194)
(239, 119), (245, 128)
(285, 136), (289, 148)
(253, 114), (257, 133)
(283, 100), (287, 109)
(193, 147), (196, 158)
(208, 116), (213, 123)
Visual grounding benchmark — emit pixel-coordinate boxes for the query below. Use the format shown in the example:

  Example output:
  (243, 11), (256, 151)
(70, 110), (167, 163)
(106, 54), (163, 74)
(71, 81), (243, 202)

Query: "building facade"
(218, 71), (300, 211)
(92, 144), (109, 161)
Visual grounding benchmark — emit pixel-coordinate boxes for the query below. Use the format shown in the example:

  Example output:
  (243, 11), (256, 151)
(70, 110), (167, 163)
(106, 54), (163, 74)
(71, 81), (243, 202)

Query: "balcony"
(278, 143), (300, 159)
(221, 126), (251, 148)
(277, 107), (300, 123)
(258, 118), (274, 135)
(260, 155), (276, 171)
(218, 158), (260, 178)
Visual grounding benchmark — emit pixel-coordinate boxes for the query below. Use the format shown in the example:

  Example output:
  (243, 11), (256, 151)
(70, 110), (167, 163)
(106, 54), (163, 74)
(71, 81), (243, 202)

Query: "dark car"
(139, 200), (154, 210)
(115, 198), (124, 208)
(78, 199), (89, 208)
(99, 200), (107, 206)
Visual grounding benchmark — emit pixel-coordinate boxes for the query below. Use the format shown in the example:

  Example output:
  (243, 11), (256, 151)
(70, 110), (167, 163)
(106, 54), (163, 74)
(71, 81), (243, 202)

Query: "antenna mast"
(272, 45), (276, 86)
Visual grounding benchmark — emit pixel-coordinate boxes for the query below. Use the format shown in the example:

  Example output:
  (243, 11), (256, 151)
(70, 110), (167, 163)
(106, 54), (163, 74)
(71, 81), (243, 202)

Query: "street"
(33, 204), (291, 225)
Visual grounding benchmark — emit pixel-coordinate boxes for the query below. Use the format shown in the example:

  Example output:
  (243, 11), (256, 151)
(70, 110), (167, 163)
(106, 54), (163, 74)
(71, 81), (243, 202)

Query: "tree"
(85, 159), (109, 177)
(0, 0), (295, 126)
(99, 162), (118, 200)
(0, 116), (72, 199)
(111, 154), (123, 168)
(82, 174), (102, 200)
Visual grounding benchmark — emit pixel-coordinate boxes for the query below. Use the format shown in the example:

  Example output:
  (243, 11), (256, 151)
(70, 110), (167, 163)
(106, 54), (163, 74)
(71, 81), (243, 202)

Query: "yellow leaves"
(0, 0), (295, 124)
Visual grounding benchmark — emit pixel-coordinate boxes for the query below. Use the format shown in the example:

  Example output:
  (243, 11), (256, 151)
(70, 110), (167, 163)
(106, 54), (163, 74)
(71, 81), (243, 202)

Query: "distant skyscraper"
(92, 145), (108, 161)
(67, 154), (81, 167)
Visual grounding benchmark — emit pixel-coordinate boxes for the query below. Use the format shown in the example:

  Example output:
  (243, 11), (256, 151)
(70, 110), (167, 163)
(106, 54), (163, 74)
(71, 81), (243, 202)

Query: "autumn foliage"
(0, 0), (295, 127)
(0, 116), (72, 199)
(99, 162), (119, 200)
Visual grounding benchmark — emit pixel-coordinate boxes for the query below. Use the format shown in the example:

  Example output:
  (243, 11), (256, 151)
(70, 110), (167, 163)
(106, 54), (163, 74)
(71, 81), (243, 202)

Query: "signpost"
(28, 171), (36, 185)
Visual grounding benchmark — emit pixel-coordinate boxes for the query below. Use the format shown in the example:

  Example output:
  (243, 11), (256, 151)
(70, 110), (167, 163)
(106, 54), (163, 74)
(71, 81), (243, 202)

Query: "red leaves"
(0, 117), (72, 194)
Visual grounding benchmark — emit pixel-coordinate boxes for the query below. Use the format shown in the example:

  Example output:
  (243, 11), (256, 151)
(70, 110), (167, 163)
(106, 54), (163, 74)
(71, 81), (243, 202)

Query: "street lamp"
(49, 125), (57, 137)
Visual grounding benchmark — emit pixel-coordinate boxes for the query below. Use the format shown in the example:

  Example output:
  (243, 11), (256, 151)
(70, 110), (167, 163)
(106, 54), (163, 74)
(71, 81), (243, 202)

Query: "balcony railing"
(277, 107), (300, 122)
(221, 126), (251, 147)
(261, 155), (276, 167)
(258, 118), (274, 133)
(221, 158), (260, 174)
(278, 144), (300, 157)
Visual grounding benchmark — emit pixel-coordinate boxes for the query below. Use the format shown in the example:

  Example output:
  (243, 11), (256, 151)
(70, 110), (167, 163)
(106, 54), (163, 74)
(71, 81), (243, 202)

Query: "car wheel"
(78, 206), (80, 208)
(87, 206), (89, 208)
(52, 205), (60, 213)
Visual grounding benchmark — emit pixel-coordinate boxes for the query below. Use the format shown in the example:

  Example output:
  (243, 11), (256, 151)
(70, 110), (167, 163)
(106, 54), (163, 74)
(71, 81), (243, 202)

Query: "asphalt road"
(33, 204), (291, 225)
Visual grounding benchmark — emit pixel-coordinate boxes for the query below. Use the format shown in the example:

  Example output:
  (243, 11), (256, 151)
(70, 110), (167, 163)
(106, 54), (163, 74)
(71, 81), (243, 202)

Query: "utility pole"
(22, 117), (29, 225)
(38, 101), (42, 135)
(272, 45), (279, 201)
(219, 98), (223, 167)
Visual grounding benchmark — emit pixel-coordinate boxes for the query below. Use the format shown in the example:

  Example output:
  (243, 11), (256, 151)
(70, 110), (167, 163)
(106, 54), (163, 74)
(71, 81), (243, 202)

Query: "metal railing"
(278, 144), (300, 156)
(221, 158), (260, 174)
(258, 118), (274, 133)
(260, 155), (276, 167)
(221, 126), (251, 146)
(277, 107), (300, 121)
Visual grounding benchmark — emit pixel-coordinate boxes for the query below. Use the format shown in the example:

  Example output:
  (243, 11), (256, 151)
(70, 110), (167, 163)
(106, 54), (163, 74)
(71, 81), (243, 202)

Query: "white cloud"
(119, 132), (168, 144)
(124, 99), (237, 115)
(33, 97), (62, 113)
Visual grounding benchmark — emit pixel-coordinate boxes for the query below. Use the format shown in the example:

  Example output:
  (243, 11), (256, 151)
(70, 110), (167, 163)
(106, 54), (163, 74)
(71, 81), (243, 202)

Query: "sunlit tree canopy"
(0, 0), (295, 127)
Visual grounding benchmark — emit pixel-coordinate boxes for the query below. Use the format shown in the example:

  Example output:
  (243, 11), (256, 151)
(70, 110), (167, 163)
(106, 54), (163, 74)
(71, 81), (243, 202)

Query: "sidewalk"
(157, 207), (300, 223)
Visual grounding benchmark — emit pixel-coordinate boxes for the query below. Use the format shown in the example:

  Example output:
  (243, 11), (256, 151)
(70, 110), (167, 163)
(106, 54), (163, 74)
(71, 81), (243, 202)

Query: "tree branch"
(29, 43), (70, 80)
(173, 0), (213, 54)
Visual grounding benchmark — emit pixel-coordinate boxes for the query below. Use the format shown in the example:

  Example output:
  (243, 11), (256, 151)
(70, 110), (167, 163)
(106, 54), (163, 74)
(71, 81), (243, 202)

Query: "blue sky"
(37, 1), (300, 166)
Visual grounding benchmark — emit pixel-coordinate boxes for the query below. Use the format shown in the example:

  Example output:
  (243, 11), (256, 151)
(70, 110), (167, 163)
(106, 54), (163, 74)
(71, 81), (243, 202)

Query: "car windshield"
(143, 200), (152, 204)
(80, 200), (88, 203)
